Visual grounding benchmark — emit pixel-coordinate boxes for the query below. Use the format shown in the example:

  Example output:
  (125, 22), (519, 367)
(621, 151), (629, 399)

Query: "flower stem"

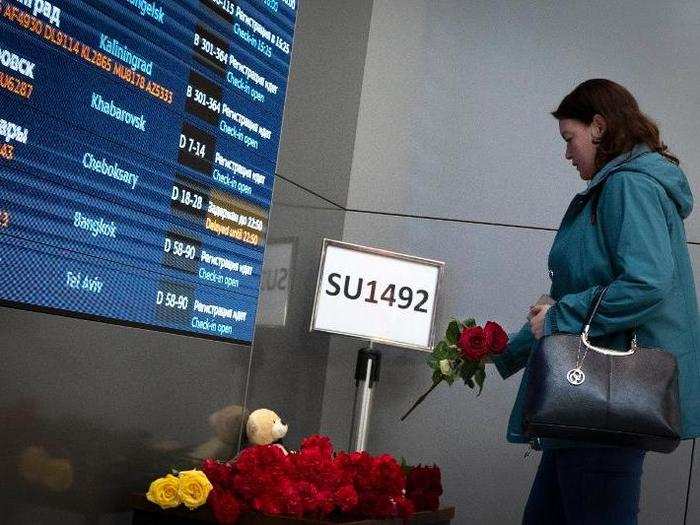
(400, 381), (442, 421)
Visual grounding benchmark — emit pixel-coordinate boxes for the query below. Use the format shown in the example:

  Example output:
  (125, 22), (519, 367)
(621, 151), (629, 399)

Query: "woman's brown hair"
(552, 79), (679, 168)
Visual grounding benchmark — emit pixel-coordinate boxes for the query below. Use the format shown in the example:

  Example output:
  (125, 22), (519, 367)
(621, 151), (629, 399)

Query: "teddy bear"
(245, 408), (288, 453)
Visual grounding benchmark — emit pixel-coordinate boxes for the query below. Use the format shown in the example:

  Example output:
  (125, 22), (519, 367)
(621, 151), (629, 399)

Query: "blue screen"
(0, 0), (297, 344)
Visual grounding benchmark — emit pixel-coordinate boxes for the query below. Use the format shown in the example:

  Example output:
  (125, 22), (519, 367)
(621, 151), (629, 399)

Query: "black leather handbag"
(523, 285), (682, 453)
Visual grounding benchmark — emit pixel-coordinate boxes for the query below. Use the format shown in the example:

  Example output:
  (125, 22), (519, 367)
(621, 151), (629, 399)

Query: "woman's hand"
(529, 304), (552, 340)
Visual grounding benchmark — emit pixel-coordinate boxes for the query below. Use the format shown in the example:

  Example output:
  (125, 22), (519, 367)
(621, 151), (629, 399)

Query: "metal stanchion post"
(350, 342), (381, 452)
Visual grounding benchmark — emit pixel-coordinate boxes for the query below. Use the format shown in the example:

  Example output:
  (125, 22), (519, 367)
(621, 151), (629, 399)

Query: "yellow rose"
(146, 474), (180, 509)
(177, 469), (213, 510)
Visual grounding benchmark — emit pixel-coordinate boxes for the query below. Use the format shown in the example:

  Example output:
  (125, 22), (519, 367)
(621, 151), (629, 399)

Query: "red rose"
(334, 485), (359, 513)
(316, 490), (337, 516)
(334, 451), (373, 487)
(295, 481), (321, 514)
(406, 464), (442, 511)
(208, 489), (242, 525)
(300, 435), (334, 458)
(253, 493), (284, 515)
(457, 326), (489, 360)
(395, 496), (416, 518)
(202, 459), (235, 490)
(290, 446), (339, 487)
(357, 494), (396, 518)
(406, 465), (442, 494)
(484, 321), (508, 354)
(360, 454), (405, 495)
(408, 492), (440, 512)
(278, 478), (304, 517)
(233, 445), (290, 500)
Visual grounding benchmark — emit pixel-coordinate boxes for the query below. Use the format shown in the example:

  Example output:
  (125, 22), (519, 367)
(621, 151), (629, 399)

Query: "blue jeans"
(522, 446), (646, 525)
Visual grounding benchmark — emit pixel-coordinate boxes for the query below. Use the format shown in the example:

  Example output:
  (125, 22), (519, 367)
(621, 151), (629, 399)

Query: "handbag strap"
(580, 285), (638, 356)
(583, 285), (609, 328)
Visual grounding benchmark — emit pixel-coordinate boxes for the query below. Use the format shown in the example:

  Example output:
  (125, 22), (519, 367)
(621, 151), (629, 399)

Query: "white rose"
(439, 359), (452, 376)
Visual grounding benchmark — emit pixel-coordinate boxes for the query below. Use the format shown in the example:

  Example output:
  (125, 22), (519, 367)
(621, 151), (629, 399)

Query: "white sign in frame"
(310, 239), (444, 351)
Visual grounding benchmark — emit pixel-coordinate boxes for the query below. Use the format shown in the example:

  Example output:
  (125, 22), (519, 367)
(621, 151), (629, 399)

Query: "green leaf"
(445, 320), (461, 344)
(445, 345), (461, 360)
(465, 377), (475, 388)
(399, 457), (413, 474)
(463, 318), (477, 328)
(445, 375), (455, 386)
(432, 340), (450, 361)
(474, 367), (486, 396)
(460, 359), (479, 378)
(432, 369), (443, 384)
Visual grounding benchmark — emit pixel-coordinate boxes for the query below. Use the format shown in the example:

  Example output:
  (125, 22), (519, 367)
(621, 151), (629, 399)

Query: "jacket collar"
(577, 143), (652, 196)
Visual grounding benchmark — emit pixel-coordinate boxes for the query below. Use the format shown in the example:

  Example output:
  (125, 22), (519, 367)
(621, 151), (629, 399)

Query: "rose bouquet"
(202, 436), (415, 523)
(400, 318), (508, 421)
(145, 435), (442, 524)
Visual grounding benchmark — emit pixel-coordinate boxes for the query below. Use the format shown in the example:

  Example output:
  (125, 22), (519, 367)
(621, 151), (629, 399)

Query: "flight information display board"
(0, 0), (297, 343)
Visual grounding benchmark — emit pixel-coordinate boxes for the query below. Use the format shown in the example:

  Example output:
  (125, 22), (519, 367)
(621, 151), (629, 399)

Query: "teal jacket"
(494, 144), (700, 449)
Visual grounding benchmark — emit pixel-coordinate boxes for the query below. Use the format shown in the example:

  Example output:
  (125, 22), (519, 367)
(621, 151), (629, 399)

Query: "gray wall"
(321, 1), (700, 524)
(243, 0), (373, 450)
(0, 0), (373, 523)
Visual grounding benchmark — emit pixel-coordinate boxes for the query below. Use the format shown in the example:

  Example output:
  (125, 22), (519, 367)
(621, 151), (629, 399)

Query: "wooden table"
(130, 494), (455, 525)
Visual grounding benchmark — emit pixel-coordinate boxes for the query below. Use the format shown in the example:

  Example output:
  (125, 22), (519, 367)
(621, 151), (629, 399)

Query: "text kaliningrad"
(1, 3), (174, 104)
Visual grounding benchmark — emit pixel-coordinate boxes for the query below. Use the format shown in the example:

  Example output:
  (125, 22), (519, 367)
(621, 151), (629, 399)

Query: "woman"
(492, 79), (700, 525)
